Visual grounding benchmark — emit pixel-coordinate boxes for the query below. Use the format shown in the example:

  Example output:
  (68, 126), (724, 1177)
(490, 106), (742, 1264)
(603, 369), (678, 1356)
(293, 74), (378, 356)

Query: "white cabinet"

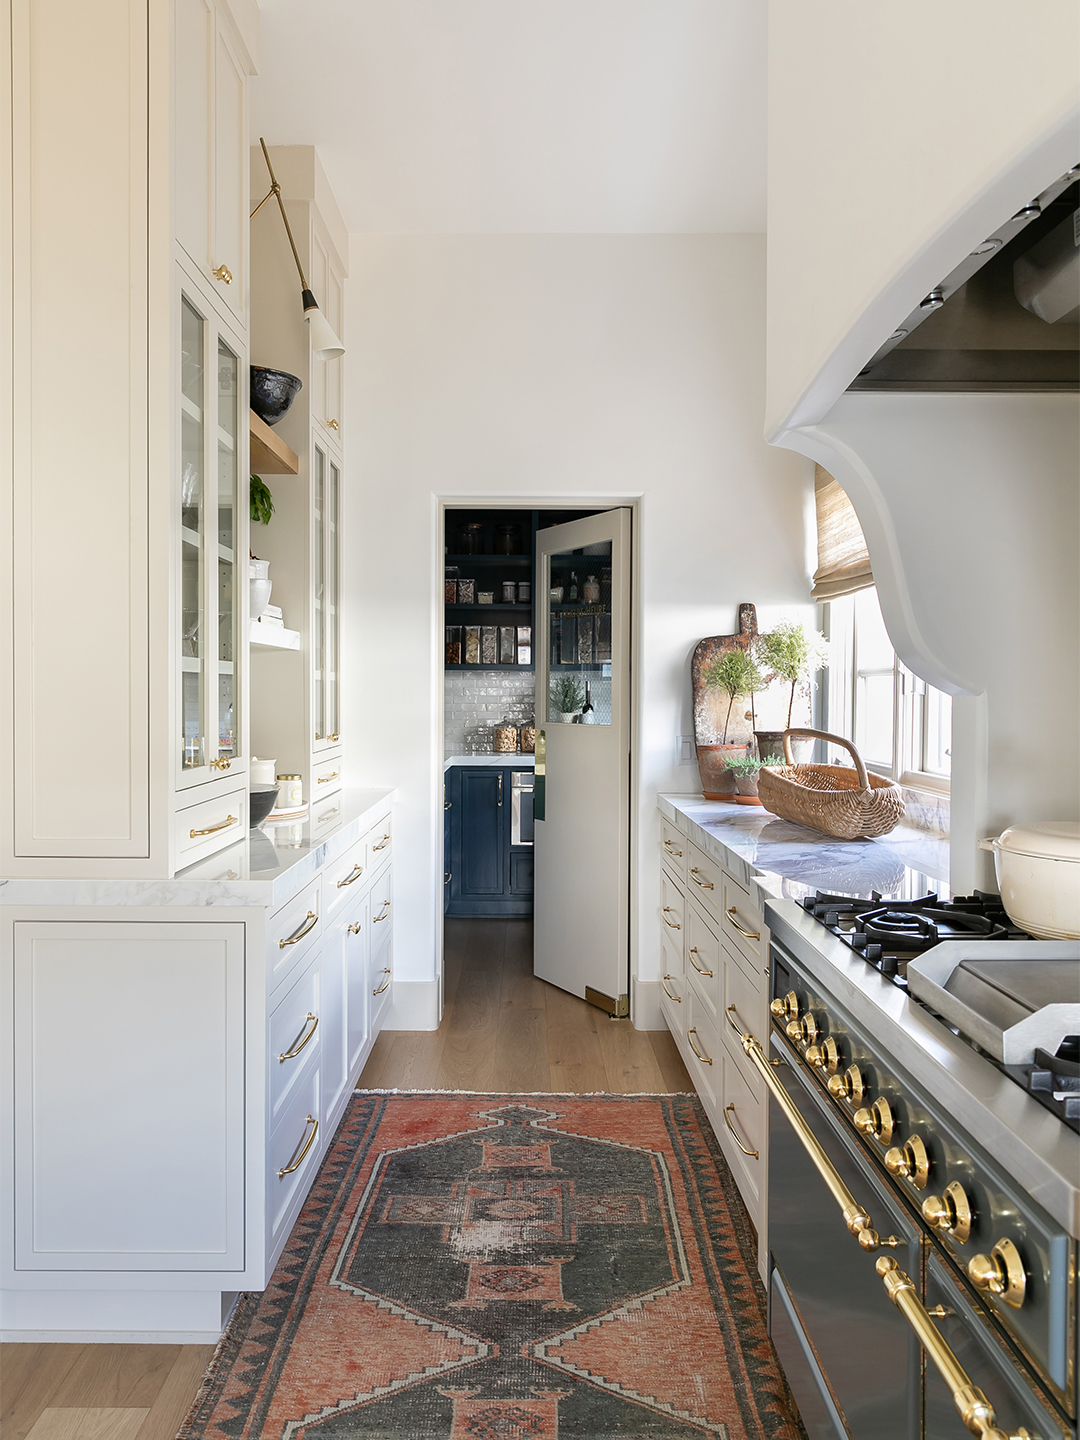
(12, 921), (246, 1272)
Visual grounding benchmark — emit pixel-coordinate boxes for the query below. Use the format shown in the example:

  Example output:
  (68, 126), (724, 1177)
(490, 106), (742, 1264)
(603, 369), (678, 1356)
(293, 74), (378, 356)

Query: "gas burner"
(1005, 1035), (1080, 1134)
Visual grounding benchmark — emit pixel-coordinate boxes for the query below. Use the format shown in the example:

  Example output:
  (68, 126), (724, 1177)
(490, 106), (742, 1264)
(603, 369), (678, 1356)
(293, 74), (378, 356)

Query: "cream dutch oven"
(979, 821), (1080, 940)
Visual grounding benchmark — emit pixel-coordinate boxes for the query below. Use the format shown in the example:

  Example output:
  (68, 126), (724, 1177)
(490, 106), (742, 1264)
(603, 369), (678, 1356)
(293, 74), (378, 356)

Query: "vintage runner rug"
(178, 1093), (804, 1439)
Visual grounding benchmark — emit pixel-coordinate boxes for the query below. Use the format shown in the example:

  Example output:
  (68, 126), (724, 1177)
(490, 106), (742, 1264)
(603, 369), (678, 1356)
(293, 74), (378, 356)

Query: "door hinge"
(585, 986), (629, 1019)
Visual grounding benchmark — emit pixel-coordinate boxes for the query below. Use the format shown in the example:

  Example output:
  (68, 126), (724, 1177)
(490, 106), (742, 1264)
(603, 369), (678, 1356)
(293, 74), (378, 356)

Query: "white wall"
(342, 235), (812, 1024)
(766, 0), (1080, 437)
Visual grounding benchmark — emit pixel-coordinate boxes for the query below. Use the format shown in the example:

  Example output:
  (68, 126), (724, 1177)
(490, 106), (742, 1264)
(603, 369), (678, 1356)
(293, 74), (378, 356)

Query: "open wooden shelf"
(250, 410), (299, 475)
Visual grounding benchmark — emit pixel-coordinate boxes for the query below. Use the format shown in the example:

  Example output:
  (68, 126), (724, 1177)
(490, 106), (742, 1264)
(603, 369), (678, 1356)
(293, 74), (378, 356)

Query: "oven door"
(766, 1034), (922, 1440)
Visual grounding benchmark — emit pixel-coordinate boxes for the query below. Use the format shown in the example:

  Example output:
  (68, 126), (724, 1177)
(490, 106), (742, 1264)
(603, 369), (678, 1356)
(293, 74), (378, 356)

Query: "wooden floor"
(1, 918), (692, 1439)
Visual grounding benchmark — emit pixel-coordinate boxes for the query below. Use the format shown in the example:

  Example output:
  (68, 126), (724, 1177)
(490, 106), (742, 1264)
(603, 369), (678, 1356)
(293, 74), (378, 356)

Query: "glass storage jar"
(494, 718), (519, 753)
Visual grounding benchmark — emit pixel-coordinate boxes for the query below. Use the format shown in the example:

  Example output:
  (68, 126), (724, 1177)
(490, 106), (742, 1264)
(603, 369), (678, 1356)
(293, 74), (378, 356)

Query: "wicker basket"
(756, 728), (906, 840)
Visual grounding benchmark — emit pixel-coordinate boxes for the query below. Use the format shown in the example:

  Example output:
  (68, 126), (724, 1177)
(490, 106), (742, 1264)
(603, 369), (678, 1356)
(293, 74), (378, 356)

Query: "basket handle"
(782, 728), (870, 789)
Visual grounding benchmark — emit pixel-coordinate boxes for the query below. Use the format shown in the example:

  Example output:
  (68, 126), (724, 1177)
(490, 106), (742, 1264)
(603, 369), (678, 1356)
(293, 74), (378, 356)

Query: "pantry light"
(251, 137), (346, 361)
(970, 238), (1002, 256)
(919, 289), (945, 310)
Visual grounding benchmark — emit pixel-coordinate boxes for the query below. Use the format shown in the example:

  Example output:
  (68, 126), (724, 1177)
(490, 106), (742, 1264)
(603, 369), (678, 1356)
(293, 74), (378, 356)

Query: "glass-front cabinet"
(312, 442), (340, 753)
(177, 276), (247, 790)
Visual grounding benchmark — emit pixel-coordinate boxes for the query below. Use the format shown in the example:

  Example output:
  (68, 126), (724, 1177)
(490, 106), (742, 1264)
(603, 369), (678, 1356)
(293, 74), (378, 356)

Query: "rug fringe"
(173, 1291), (259, 1440)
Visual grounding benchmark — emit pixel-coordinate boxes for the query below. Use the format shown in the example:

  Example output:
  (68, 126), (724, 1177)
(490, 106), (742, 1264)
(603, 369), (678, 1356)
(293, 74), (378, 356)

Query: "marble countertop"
(657, 792), (949, 913)
(444, 754), (535, 769)
(0, 787), (395, 911)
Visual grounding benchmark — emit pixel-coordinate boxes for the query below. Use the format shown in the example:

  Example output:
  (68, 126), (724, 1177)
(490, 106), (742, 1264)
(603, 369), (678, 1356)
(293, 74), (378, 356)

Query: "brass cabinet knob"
(212, 263), (233, 283)
(968, 1238), (1026, 1309)
(326, 418), (339, 430)
(828, 1063), (865, 1105)
(853, 1096), (894, 1146)
(884, 1134), (931, 1190)
(921, 1181), (973, 1244)
(210, 756), (231, 771)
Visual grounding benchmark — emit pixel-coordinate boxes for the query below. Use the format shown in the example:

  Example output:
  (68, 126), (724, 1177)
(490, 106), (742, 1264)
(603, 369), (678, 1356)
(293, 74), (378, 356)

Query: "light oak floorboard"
(544, 983), (608, 1093)
(49, 1344), (178, 1409)
(648, 1028), (695, 1092)
(134, 1344), (214, 1440)
(1, 1346), (86, 1440)
(594, 1017), (668, 1092)
(26, 1407), (148, 1440)
(356, 1029), (396, 1088)
(493, 1006), (550, 1091)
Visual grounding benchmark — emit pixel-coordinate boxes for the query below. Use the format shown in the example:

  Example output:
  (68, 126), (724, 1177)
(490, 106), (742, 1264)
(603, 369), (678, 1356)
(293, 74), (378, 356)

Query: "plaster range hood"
(850, 169), (1079, 392)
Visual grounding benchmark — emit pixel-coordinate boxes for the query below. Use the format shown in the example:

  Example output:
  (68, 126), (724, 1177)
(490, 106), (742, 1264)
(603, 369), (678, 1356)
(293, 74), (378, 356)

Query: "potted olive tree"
(755, 620), (829, 761)
(697, 648), (766, 798)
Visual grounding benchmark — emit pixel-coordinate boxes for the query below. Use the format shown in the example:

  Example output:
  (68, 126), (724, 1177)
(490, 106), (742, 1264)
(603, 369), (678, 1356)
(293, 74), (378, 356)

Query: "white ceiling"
(250, 1), (767, 234)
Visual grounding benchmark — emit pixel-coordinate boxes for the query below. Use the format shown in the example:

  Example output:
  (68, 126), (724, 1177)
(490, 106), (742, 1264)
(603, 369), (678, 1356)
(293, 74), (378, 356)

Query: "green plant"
(704, 647), (766, 743)
(756, 620), (829, 729)
(723, 753), (763, 778)
(250, 473), (275, 527)
(549, 674), (586, 715)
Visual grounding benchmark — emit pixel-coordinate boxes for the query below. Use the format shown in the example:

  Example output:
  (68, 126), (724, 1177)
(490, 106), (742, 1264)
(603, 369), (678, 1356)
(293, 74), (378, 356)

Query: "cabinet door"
(459, 768), (506, 897)
(320, 915), (351, 1127)
(211, 17), (247, 325)
(312, 443), (341, 752)
(13, 921), (246, 1271)
(444, 779), (453, 914)
(174, 0), (213, 282)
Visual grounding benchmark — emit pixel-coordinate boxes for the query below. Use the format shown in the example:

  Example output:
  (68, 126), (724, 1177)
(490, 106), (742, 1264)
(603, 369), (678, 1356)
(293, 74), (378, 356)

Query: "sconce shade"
(305, 303), (345, 361)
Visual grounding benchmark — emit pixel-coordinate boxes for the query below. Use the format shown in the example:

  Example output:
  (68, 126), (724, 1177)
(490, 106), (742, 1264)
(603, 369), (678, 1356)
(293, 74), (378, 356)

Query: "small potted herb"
(697, 648), (766, 798)
(724, 752), (785, 805)
(754, 620), (829, 760)
(549, 674), (586, 723)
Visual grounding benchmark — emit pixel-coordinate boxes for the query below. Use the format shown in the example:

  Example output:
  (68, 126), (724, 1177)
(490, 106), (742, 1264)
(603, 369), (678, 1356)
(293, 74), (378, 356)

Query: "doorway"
(441, 503), (632, 1021)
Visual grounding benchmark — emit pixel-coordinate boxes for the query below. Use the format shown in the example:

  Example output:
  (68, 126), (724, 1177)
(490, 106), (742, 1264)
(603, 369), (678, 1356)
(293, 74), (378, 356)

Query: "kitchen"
(2, 4), (1078, 1439)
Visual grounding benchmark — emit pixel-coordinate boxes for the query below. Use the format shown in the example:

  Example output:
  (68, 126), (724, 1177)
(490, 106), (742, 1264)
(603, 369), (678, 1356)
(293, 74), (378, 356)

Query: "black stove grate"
(1005, 1037), (1080, 1131)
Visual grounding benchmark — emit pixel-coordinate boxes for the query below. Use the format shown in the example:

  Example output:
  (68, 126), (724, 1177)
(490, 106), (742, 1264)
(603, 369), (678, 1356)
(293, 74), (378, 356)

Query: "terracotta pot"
(696, 743), (745, 799)
(755, 730), (814, 763)
(733, 773), (763, 805)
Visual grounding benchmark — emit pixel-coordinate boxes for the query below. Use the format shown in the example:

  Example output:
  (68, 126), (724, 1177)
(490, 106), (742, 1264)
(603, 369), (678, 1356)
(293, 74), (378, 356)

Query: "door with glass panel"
(312, 444), (340, 752)
(178, 282), (245, 787)
(533, 509), (631, 1013)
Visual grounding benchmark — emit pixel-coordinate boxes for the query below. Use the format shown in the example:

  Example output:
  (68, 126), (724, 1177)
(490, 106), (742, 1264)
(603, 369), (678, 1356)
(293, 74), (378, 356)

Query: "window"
(824, 588), (951, 791)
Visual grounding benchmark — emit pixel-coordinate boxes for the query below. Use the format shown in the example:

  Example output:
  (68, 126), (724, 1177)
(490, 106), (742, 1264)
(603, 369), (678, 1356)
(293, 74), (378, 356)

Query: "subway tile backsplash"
(445, 672), (536, 756)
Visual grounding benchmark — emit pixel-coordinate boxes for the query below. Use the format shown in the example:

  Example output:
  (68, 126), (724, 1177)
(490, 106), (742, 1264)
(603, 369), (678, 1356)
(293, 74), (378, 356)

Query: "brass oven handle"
(279, 1013), (318, 1063)
(689, 867), (714, 891)
(731, 1017), (899, 1253)
(663, 839), (683, 856)
(687, 947), (714, 977)
(279, 910), (318, 949)
(278, 1116), (318, 1177)
(661, 907), (681, 930)
(190, 813), (238, 837)
(876, 1258), (1030, 1440)
(687, 1028), (713, 1065)
(724, 1103), (758, 1158)
(372, 833), (391, 851)
(373, 901), (391, 923)
(726, 906), (760, 941)
(373, 967), (391, 996)
(318, 771), (339, 784)
(661, 974), (682, 1003)
(337, 863), (364, 888)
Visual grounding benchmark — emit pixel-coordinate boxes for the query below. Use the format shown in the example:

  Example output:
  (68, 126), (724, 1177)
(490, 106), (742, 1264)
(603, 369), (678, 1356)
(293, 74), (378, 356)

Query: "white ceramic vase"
(249, 558), (272, 621)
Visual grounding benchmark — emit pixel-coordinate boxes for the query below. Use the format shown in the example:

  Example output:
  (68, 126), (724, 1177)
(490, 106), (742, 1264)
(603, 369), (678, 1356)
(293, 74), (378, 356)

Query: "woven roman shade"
(811, 465), (874, 601)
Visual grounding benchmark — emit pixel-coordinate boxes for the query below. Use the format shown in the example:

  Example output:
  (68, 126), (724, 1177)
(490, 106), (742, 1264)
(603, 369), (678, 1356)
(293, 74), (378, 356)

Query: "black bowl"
(249, 785), (280, 828)
(250, 367), (303, 427)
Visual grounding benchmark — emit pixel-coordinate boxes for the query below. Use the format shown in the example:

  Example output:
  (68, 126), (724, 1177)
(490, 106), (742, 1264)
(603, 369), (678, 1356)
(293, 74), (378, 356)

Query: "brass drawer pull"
(724, 1103), (758, 1158)
(373, 833), (391, 851)
(726, 906), (760, 941)
(661, 974), (682, 1003)
(687, 947), (713, 978)
(687, 1028), (713, 1066)
(373, 967), (391, 996)
(318, 771), (339, 784)
(348, 920), (362, 934)
(279, 1013), (318, 1063)
(190, 813), (238, 837)
(336, 863), (364, 888)
(726, 1003), (750, 1036)
(663, 839), (683, 856)
(212, 263), (232, 283)
(444, 870), (452, 883)
(661, 907), (681, 930)
(278, 1116), (318, 1177)
(279, 910), (318, 949)
(373, 901), (391, 923)
(689, 867), (714, 891)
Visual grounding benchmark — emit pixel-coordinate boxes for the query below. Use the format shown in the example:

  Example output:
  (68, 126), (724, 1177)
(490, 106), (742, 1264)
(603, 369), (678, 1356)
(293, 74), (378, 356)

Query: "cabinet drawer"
(659, 868), (685, 942)
(721, 939), (767, 1079)
(269, 1064), (322, 1247)
(660, 924), (685, 1010)
(721, 1049), (765, 1213)
(312, 754), (343, 798)
(659, 816), (687, 881)
(369, 868), (393, 955)
(173, 786), (246, 865)
(268, 876), (323, 991)
(310, 792), (345, 836)
(269, 957), (321, 1127)
(686, 842), (722, 919)
(369, 941), (393, 1031)
(324, 835), (368, 921)
(367, 815), (393, 869)
(721, 870), (765, 966)
(685, 901), (721, 1024)
(683, 994), (721, 1112)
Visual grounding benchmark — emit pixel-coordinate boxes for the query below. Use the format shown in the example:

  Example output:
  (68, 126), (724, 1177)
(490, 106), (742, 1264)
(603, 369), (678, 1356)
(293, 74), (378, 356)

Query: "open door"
(533, 509), (631, 1014)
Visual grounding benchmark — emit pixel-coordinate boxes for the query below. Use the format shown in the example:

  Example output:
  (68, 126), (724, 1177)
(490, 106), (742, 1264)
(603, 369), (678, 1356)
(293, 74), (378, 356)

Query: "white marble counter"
(0, 787), (395, 911)
(658, 792), (949, 912)
(444, 754), (535, 770)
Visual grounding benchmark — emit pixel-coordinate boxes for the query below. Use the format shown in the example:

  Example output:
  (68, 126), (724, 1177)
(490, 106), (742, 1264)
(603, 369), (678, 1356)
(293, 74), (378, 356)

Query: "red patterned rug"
(179, 1093), (804, 1439)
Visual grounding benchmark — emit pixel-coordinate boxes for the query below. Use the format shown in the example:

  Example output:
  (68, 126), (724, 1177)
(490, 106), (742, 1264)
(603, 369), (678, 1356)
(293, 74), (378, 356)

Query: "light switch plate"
(677, 735), (695, 766)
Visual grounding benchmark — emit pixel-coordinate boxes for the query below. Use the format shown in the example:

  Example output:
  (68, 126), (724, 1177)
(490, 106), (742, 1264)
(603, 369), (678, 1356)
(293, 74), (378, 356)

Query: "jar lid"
(277, 774), (301, 780)
(994, 821), (1080, 861)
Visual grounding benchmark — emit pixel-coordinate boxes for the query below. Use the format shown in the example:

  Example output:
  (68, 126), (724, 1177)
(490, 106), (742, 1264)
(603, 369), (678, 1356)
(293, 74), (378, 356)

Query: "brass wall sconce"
(251, 137), (345, 360)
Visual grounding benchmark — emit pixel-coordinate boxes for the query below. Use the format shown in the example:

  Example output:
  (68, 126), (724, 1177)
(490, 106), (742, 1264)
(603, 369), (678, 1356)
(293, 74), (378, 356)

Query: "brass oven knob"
(800, 1011), (820, 1045)
(769, 997), (786, 1018)
(921, 1180), (973, 1244)
(968, 1238), (1026, 1309)
(827, 1063), (864, 1104)
(806, 1035), (840, 1073)
(884, 1134), (931, 1190)
(853, 1096), (894, 1146)
(771, 990), (799, 1022)
(786, 1019), (803, 1043)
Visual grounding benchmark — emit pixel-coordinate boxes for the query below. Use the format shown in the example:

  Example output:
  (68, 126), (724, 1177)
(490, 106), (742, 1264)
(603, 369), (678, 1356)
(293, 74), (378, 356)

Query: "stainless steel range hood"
(849, 169), (1079, 392)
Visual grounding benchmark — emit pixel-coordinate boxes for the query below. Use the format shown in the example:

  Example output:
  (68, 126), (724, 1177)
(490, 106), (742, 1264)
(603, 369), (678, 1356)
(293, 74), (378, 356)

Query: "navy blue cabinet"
(445, 765), (533, 917)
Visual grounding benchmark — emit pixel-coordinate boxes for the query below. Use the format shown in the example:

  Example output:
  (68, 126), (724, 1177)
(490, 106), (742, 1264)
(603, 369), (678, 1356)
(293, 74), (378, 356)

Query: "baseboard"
(384, 978), (440, 1030)
(631, 978), (664, 1030)
(0, 1328), (223, 1344)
